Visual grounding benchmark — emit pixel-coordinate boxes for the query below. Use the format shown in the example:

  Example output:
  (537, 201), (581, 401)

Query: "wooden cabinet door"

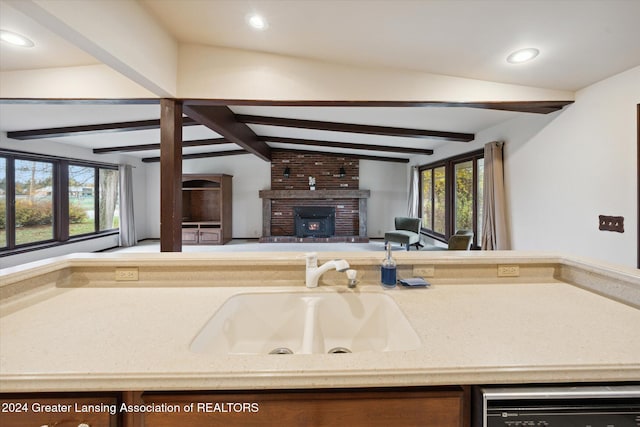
(199, 228), (221, 244)
(141, 387), (464, 427)
(181, 228), (199, 244)
(0, 395), (118, 427)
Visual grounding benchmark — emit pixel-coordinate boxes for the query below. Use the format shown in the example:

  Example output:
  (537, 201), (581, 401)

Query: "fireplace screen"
(294, 207), (336, 237)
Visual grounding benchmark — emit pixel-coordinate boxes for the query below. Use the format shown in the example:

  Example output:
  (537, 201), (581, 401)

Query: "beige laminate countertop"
(1, 251), (639, 392)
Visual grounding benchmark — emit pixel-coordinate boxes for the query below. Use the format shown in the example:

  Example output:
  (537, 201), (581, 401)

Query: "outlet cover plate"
(599, 215), (624, 233)
(497, 265), (520, 277)
(115, 267), (139, 281)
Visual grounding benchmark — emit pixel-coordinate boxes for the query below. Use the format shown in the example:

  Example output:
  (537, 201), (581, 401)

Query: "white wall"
(0, 135), (148, 269)
(359, 160), (408, 237)
(505, 66), (638, 267)
(411, 66), (639, 268)
(144, 154), (271, 239)
(144, 155), (406, 239)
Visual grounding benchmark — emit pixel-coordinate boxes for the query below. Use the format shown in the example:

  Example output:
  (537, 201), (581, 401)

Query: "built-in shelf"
(182, 174), (232, 245)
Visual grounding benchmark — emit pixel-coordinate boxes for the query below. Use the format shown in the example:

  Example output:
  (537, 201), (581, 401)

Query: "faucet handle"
(305, 252), (318, 269)
(346, 269), (358, 288)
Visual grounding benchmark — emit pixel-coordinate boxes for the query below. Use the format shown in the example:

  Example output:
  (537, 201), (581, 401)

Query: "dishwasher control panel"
(474, 385), (640, 427)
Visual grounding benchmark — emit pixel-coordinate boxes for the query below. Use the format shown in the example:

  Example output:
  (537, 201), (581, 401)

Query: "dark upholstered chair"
(448, 229), (473, 250)
(384, 217), (422, 251)
(423, 229), (474, 251)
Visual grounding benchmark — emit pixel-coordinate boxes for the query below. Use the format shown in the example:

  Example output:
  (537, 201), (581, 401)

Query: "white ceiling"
(140, 0), (640, 91)
(1, 0), (639, 161)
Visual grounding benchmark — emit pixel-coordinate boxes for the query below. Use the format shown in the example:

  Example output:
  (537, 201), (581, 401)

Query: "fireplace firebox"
(294, 206), (336, 238)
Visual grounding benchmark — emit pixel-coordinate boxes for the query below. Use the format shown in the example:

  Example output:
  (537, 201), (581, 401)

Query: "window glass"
(14, 159), (54, 245)
(0, 157), (6, 248)
(454, 160), (474, 232)
(433, 166), (446, 235)
(421, 169), (432, 230)
(69, 165), (96, 236)
(98, 168), (119, 231)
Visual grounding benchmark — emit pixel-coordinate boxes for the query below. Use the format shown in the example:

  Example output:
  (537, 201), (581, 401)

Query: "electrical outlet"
(115, 267), (139, 281)
(497, 265), (520, 277)
(413, 265), (435, 277)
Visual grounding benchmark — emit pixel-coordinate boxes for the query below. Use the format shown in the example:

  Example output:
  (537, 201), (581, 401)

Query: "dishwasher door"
(474, 385), (640, 427)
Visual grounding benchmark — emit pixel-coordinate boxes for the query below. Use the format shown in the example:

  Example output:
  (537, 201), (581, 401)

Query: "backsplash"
(270, 150), (359, 190)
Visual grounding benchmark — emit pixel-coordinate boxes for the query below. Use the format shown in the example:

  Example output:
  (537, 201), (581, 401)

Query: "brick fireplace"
(259, 150), (370, 242)
(294, 206), (335, 237)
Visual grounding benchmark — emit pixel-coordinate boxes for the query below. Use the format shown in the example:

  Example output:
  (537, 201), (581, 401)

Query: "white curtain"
(407, 166), (420, 218)
(481, 141), (509, 250)
(118, 164), (137, 247)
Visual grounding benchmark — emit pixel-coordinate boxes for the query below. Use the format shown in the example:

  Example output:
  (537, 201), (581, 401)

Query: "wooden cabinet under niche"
(182, 174), (232, 245)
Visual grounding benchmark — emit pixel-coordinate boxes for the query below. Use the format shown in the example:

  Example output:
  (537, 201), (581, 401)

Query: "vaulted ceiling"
(1, 0), (638, 163)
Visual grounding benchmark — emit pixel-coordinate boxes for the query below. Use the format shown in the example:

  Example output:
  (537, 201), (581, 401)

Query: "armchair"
(384, 217), (422, 251)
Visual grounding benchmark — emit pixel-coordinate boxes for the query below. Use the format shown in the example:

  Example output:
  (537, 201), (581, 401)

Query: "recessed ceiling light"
(0, 29), (35, 47)
(506, 48), (539, 64)
(246, 13), (268, 30)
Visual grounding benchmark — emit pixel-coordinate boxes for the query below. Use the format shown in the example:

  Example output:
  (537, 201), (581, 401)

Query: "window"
(69, 165), (96, 237)
(99, 168), (119, 231)
(419, 150), (484, 247)
(0, 151), (119, 254)
(14, 159), (54, 245)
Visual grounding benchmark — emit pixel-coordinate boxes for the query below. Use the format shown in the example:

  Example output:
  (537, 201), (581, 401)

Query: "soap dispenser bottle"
(381, 242), (397, 288)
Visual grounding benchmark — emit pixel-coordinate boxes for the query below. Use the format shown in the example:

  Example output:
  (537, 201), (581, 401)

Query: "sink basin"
(190, 292), (421, 355)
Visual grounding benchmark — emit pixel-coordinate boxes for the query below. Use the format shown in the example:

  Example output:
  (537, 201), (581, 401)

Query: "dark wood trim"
(236, 114), (474, 142)
(185, 99), (573, 114)
(93, 138), (231, 154)
(2, 97), (573, 114)
(277, 148), (409, 163)
(0, 147), (118, 168)
(259, 189), (371, 199)
(55, 160), (70, 242)
(159, 99), (183, 252)
(7, 117), (199, 140)
(141, 149), (249, 163)
(183, 105), (271, 161)
(0, 230), (119, 257)
(260, 136), (434, 155)
(5, 158), (15, 249)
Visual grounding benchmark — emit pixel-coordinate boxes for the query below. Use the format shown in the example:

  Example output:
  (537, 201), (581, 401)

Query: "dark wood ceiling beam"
(277, 148), (409, 163)
(236, 114), (474, 142)
(186, 99), (573, 114)
(261, 136), (433, 155)
(93, 138), (231, 154)
(142, 149), (249, 163)
(183, 105), (271, 161)
(7, 117), (199, 140)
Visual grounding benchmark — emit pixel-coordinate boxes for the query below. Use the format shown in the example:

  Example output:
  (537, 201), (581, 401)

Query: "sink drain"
(328, 347), (352, 354)
(269, 347), (294, 355)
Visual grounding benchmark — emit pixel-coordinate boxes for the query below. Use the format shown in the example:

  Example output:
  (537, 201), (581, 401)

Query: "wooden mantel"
(259, 189), (371, 199)
(259, 189), (371, 239)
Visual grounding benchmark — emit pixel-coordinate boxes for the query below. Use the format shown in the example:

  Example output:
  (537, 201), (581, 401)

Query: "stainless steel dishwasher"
(473, 384), (640, 427)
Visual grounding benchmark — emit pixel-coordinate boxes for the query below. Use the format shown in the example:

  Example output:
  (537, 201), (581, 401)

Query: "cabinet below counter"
(0, 387), (467, 427)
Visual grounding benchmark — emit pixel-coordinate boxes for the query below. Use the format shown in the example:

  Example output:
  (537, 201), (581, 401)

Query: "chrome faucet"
(305, 252), (350, 288)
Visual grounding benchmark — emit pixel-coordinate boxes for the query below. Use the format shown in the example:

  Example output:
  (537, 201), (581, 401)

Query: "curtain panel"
(481, 141), (509, 250)
(118, 164), (137, 247)
(407, 166), (420, 218)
